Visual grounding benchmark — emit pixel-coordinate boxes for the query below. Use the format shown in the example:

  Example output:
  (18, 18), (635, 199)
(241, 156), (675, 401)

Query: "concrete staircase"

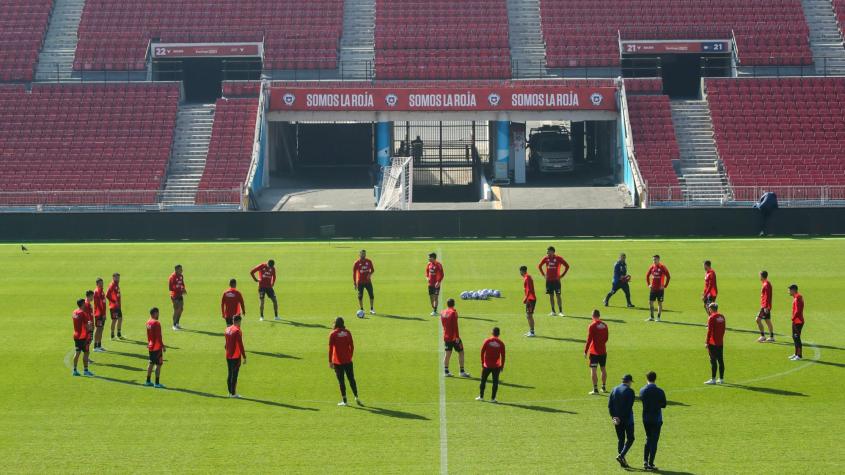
(161, 104), (216, 206)
(339, 0), (375, 80)
(670, 100), (731, 203)
(802, 0), (845, 75)
(507, 0), (548, 78)
(35, 0), (86, 81)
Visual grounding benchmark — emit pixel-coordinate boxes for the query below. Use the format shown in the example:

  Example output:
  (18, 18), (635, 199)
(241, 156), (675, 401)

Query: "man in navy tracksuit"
(608, 373), (636, 468)
(639, 371), (667, 471)
(604, 253), (634, 308)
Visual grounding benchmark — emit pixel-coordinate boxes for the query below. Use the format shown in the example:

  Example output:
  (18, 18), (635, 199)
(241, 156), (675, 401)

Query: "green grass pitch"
(2, 239), (844, 474)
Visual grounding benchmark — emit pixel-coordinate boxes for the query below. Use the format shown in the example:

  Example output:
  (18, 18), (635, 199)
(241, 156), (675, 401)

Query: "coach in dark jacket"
(639, 371), (667, 471)
(608, 374), (636, 468)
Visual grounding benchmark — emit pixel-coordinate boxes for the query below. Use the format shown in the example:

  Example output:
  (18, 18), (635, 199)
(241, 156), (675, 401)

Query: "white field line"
(437, 247), (448, 475)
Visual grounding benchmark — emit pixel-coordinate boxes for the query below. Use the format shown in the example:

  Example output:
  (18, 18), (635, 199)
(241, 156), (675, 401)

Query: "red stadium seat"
(626, 95), (682, 189)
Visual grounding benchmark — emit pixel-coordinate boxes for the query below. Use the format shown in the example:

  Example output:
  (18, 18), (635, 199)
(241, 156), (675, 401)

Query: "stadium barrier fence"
(647, 185), (845, 207)
(0, 189), (244, 211)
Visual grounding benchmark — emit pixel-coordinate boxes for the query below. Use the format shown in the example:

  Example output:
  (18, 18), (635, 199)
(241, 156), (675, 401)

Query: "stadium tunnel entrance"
(153, 58), (262, 103)
(621, 40), (733, 98)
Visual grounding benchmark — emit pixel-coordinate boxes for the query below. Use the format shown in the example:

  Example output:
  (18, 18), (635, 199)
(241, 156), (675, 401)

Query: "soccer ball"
(356, 309), (365, 319)
(460, 291), (470, 300)
(471, 291), (479, 300)
(493, 290), (501, 298)
(622, 275), (632, 283)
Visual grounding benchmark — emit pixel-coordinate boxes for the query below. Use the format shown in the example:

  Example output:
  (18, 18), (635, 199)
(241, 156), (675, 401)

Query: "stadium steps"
(339, 0), (375, 79)
(670, 100), (732, 203)
(802, 0), (845, 75)
(35, 0), (86, 82)
(161, 103), (217, 206)
(507, 0), (548, 78)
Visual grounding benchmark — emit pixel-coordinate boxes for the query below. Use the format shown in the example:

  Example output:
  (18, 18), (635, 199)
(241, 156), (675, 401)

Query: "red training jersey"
(646, 264), (671, 290)
(706, 312), (726, 346)
(146, 319), (163, 351)
(792, 293), (804, 324)
(440, 307), (460, 342)
(539, 255), (569, 282)
(250, 263), (276, 288)
(585, 319), (609, 355)
(168, 272), (186, 298)
(106, 281), (121, 309)
(760, 280), (773, 310)
(72, 309), (89, 340)
(83, 300), (94, 323)
(426, 261), (444, 286)
(328, 328), (355, 365)
(225, 325), (245, 359)
(353, 258), (375, 284)
(523, 274), (536, 303)
(93, 287), (106, 317)
(221, 288), (245, 318)
(481, 336), (506, 369)
(703, 269), (717, 297)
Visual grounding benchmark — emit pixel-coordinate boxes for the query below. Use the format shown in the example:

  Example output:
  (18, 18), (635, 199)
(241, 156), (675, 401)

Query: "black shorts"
(224, 316), (236, 326)
(357, 282), (374, 299)
(545, 280), (561, 295)
(707, 344), (724, 359)
(110, 308), (122, 320)
(792, 323), (804, 338)
(258, 287), (276, 300)
(589, 353), (607, 368)
(94, 316), (106, 328)
(171, 295), (184, 304)
(649, 289), (665, 302)
(525, 300), (536, 314)
(428, 285), (440, 296)
(704, 295), (717, 306)
(757, 308), (771, 320)
(444, 339), (464, 352)
(149, 350), (163, 365)
(74, 338), (89, 352)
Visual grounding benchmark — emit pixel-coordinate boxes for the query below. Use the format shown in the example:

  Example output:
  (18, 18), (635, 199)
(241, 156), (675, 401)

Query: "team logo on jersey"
(282, 93), (296, 106)
(487, 93), (501, 107)
(385, 93), (399, 107)
(590, 92), (604, 106)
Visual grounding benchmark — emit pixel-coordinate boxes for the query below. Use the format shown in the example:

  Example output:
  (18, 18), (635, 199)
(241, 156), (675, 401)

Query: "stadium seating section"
(0, 0), (53, 82)
(197, 97), (260, 204)
(835, 0), (845, 37)
(74, 0), (343, 71)
(541, 0), (812, 68)
(624, 78), (664, 94)
(375, 0), (511, 80)
(625, 95), (681, 188)
(706, 77), (845, 187)
(0, 83), (179, 205)
(222, 81), (262, 98)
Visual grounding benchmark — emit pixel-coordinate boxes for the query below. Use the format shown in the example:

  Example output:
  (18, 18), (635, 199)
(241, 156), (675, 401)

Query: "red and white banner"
(621, 40), (731, 55)
(151, 43), (263, 59)
(270, 85), (617, 112)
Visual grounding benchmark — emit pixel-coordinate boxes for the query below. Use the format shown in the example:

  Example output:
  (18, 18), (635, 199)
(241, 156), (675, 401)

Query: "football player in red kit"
(645, 256), (670, 322)
(520, 266), (537, 337)
(788, 284), (805, 361)
(585, 309), (609, 395)
(71, 299), (93, 377)
(106, 273), (123, 339)
(476, 327), (506, 403)
(225, 316), (247, 398)
(702, 261), (718, 316)
(353, 250), (376, 315)
(168, 264), (187, 330)
(250, 260), (278, 321)
(92, 278), (107, 352)
(145, 308), (166, 388)
(704, 303), (726, 385)
(426, 253), (445, 316)
(538, 246), (570, 316)
(221, 279), (246, 326)
(329, 317), (360, 406)
(441, 299), (470, 378)
(756, 271), (775, 342)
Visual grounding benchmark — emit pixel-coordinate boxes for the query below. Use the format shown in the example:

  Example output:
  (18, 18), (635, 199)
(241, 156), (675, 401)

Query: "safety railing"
(647, 185), (845, 207)
(0, 189), (245, 212)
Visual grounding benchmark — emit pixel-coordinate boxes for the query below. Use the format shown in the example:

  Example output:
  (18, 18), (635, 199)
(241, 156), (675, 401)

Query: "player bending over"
(145, 308), (166, 388)
(756, 271), (775, 342)
(251, 260), (278, 321)
(71, 299), (94, 377)
(441, 299), (470, 378)
(426, 253), (444, 316)
(585, 309), (609, 395)
(477, 327), (506, 403)
(520, 266), (537, 337)
(353, 250), (376, 315)
(538, 246), (570, 316)
(329, 317), (360, 406)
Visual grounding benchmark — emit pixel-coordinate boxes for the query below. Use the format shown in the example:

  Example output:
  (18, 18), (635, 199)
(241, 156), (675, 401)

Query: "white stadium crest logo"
(283, 93), (296, 106)
(590, 92), (604, 106)
(487, 93), (501, 106)
(385, 93), (399, 107)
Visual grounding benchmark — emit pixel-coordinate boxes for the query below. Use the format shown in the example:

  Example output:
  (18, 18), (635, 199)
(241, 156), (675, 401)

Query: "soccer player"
(477, 327), (506, 403)
(353, 250), (375, 315)
(168, 264), (186, 330)
(704, 303), (726, 384)
(441, 298), (470, 378)
(520, 266), (537, 337)
(145, 308), (166, 388)
(329, 317), (360, 406)
(426, 253), (444, 316)
(756, 270), (775, 342)
(71, 299), (94, 377)
(604, 253), (634, 308)
(538, 246), (570, 316)
(221, 279), (246, 326)
(645, 255), (670, 322)
(92, 278), (107, 351)
(609, 374), (636, 468)
(585, 309), (609, 395)
(788, 284), (804, 361)
(225, 315), (247, 398)
(106, 272), (123, 339)
(83, 290), (95, 355)
(702, 260), (718, 316)
(250, 260), (278, 321)
(639, 371), (667, 471)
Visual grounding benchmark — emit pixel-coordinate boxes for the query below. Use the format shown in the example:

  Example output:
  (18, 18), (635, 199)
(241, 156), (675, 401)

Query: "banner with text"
(151, 43), (263, 59)
(270, 85), (618, 112)
(621, 40), (731, 55)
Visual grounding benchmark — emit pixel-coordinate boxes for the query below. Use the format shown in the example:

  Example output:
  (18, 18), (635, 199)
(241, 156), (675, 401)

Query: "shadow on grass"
(453, 376), (535, 390)
(250, 350), (302, 360)
(270, 319), (330, 330)
(657, 320), (762, 335)
(93, 362), (143, 372)
(111, 338), (148, 346)
(352, 404), (429, 420)
(460, 316), (498, 323)
(666, 400), (690, 407)
(812, 360), (845, 369)
(378, 314), (427, 322)
(724, 383), (807, 397)
(180, 328), (224, 337)
(495, 402), (577, 414)
(565, 314), (628, 324)
(535, 335), (586, 344)
(104, 350), (150, 361)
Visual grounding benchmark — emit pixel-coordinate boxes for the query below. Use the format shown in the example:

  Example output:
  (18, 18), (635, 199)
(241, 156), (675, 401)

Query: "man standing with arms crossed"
(426, 253), (444, 316)
(702, 260), (718, 316)
(704, 303), (726, 384)
(225, 316), (247, 398)
(221, 279), (246, 326)
(353, 250), (376, 315)
(538, 246), (570, 316)
(520, 266), (537, 337)
(441, 299), (470, 378)
(145, 308), (166, 389)
(756, 271), (775, 342)
(168, 265), (186, 330)
(788, 284), (804, 361)
(585, 309), (609, 395)
(645, 255), (670, 322)
(477, 327), (505, 403)
(92, 278), (107, 352)
(604, 253), (634, 308)
(250, 259), (278, 321)
(639, 371), (667, 471)
(609, 374), (636, 468)
(106, 273), (123, 339)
